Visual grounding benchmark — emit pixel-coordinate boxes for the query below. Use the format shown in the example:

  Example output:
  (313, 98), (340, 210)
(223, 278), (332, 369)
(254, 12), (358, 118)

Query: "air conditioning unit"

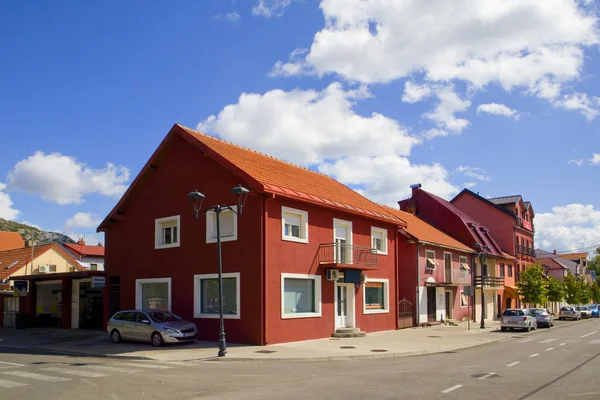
(38, 265), (50, 273)
(361, 272), (368, 284)
(326, 269), (340, 281)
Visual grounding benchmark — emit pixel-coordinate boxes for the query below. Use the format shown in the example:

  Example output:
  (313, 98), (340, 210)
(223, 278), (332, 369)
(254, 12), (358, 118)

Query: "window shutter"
(285, 212), (301, 227)
(220, 212), (235, 237)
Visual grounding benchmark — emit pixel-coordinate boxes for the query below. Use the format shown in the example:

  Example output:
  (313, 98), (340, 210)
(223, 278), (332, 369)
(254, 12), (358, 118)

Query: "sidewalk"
(0, 321), (509, 362)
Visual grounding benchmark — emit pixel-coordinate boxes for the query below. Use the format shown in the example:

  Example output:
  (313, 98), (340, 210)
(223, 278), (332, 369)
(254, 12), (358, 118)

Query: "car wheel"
(111, 329), (121, 344)
(151, 332), (164, 347)
(526, 323), (531, 332)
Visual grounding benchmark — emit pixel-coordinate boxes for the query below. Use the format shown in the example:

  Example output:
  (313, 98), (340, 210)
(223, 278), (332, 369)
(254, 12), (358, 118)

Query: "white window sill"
(364, 309), (389, 315)
(206, 236), (237, 244)
(194, 313), (240, 320)
(374, 249), (388, 256)
(281, 312), (321, 319)
(282, 235), (308, 244)
(155, 242), (180, 249)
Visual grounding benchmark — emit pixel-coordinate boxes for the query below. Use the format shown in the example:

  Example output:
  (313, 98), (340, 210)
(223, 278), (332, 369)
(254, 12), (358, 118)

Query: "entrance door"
(444, 253), (452, 282)
(497, 294), (502, 319)
(427, 287), (436, 321)
(335, 283), (355, 329)
(3, 297), (19, 328)
(445, 291), (452, 319)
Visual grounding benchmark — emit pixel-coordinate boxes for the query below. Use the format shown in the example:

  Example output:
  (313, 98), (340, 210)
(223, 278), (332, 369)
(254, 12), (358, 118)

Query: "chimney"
(410, 183), (422, 197)
(553, 250), (557, 255)
(97, 242), (103, 246)
(77, 238), (86, 246)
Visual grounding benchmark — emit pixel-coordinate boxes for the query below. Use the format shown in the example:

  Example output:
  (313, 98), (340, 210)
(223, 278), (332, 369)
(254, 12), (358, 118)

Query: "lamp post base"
(218, 338), (227, 357)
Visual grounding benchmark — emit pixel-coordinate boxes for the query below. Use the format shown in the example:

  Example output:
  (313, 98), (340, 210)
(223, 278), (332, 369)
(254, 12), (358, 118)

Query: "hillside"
(0, 218), (75, 246)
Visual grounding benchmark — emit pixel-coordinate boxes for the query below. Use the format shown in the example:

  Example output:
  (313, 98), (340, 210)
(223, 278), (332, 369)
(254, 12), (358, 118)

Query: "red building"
(98, 124), (406, 345)
(386, 207), (474, 325)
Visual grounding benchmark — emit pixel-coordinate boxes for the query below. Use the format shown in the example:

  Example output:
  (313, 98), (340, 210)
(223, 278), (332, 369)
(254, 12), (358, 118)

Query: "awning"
(10, 271), (106, 281)
(504, 285), (518, 295)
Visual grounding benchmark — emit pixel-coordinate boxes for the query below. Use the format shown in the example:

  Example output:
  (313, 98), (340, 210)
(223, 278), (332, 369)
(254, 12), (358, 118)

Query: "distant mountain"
(0, 218), (75, 246)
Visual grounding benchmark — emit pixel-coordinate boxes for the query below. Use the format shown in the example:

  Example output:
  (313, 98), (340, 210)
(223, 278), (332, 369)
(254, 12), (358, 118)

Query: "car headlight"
(165, 328), (180, 334)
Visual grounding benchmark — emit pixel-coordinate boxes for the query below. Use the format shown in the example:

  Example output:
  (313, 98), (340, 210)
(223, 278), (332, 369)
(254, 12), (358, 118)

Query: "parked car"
(558, 306), (581, 321)
(576, 306), (591, 319)
(589, 304), (600, 318)
(107, 309), (198, 346)
(529, 308), (554, 328)
(501, 308), (537, 332)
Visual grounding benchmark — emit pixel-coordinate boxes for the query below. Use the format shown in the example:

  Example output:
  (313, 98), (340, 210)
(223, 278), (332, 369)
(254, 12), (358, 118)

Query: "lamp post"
(474, 244), (486, 329)
(188, 184), (249, 357)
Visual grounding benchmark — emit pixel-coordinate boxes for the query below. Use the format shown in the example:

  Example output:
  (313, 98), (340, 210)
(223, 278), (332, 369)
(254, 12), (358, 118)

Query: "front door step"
(331, 327), (366, 338)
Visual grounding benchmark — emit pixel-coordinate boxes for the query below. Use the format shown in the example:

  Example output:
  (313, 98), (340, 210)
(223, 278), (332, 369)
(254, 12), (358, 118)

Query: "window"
(370, 227), (388, 255)
(90, 263), (98, 271)
(425, 250), (437, 269)
(194, 273), (240, 319)
(281, 273), (321, 318)
(499, 263), (505, 277)
(136, 278), (171, 311)
(460, 291), (468, 307)
(507, 264), (513, 277)
(206, 208), (237, 243)
(459, 256), (470, 271)
(363, 279), (389, 314)
(155, 216), (180, 249)
(281, 206), (308, 243)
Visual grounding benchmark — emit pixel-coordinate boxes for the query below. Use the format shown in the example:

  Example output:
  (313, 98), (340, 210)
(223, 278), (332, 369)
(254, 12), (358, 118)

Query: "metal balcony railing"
(516, 245), (536, 257)
(318, 243), (378, 267)
(515, 217), (534, 232)
(474, 275), (505, 289)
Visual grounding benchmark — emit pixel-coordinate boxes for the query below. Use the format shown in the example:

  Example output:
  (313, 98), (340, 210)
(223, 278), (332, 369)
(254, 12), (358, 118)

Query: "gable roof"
(99, 124), (406, 230)
(536, 249), (577, 273)
(488, 195), (523, 206)
(385, 208), (473, 253)
(0, 244), (82, 281)
(64, 243), (105, 258)
(451, 189), (516, 219)
(558, 252), (588, 261)
(0, 231), (25, 251)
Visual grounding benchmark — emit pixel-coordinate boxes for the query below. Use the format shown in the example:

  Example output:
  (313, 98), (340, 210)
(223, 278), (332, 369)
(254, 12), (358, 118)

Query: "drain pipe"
(415, 242), (420, 326)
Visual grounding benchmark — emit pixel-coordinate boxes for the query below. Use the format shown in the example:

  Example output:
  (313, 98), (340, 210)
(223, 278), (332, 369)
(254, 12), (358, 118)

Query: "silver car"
(107, 310), (198, 346)
(501, 308), (537, 332)
(576, 306), (591, 319)
(529, 308), (554, 328)
(559, 306), (581, 321)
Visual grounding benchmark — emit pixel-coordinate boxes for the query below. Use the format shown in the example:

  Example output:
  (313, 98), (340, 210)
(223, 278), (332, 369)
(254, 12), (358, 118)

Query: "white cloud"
(422, 86), (471, 133)
(213, 12), (241, 24)
(269, 48), (310, 77)
(252, 0), (297, 18)
(464, 182), (477, 189)
(456, 165), (491, 182)
(198, 83), (420, 166)
(319, 155), (459, 205)
(0, 182), (19, 220)
(21, 221), (42, 230)
(554, 92), (600, 121)
(64, 212), (102, 231)
(7, 152), (130, 205)
(402, 81), (432, 103)
(591, 153), (600, 165)
(535, 204), (600, 253)
(476, 103), (520, 120)
(568, 159), (584, 166)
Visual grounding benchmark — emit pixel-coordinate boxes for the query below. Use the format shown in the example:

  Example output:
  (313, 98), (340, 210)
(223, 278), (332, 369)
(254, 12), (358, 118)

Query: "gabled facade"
(99, 124), (405, 345)
(64, 239), (105, 271)
(557, 252), (589, 276)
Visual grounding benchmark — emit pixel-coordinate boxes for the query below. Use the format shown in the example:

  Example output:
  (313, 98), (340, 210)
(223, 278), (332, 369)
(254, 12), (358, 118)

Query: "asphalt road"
(1, 318), (599, 400)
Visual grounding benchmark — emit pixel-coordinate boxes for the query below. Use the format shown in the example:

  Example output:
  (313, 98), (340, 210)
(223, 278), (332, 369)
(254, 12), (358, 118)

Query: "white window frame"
(425, 250), (438, 269)
(363, 278), (389, 314)
(193, 272), (240, 319)
(281, 206), (309, 244)
(333, 218), (353, 264)
(135, 278), (172, 311)
(459, 256), (470, 271)
(460, 290), (468, 308)
(155, 216), (180, 249)
(370, 227), (388, 255)
(281, 273), (322, 319)
(206, 207), (238, 243)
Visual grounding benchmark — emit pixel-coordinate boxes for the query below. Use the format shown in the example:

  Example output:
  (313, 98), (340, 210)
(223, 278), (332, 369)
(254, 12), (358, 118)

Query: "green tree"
(577, 277), (592, 304)
(564, 271), (579, 305)
(546, 275), (565, 304)
(587, 247), (600, 276)
(517, 264), (548, 306)
(591, 281), (600, 304)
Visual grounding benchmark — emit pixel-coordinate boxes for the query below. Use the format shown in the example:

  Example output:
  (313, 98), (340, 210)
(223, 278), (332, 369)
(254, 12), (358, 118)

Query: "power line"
(555, 244), (600, 254)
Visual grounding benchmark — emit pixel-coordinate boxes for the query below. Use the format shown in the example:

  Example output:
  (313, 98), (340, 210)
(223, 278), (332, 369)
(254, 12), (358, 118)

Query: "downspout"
(260, 195), (266, 345)
(394, 228), (399, 329)
(415, 242), (420, 326)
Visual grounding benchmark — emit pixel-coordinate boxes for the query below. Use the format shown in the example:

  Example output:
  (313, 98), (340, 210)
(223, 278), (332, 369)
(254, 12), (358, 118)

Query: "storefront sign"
(13, 280), (28, 297)
(91, 276), (106, 289)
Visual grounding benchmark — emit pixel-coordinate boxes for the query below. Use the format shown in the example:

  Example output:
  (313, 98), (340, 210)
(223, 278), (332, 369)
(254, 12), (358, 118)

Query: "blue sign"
(91, 276), (106, 289)
(13, 280), (28, 297)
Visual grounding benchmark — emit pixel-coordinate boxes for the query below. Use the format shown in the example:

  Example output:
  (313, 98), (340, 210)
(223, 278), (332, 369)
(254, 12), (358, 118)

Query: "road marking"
(0, 378), (28, 388)
(559, 343), (567, 346)
(0, 361), (25, 367)
(516, 338), (534, 343)
(1, 371), (71, 382)
(529, 353), (540, 358)
(506, 361), (520, 367)
(42, 367), (108, 378)
(441, 384), (463, 393)
(545, 347), (555, 352)
(478, 372), (496, 380)
(118, 363), (173, 369)
(589, 339), (600, 344)
(82, 365), (140, 374)
(539, 338), (557, 343)
(581, 331), (597, 338)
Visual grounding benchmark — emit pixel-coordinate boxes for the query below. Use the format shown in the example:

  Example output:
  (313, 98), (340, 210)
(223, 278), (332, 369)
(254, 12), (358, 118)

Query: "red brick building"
(98, 124), (406, 345)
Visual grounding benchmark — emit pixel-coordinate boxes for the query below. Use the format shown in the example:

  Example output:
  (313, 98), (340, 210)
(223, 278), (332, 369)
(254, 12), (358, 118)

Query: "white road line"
(0, 361), (25, 367)
(506, 361), (520, 367)
(118, 363), (173, 369)
(0, 378), (28, 388)
(539, 338), (557, 343)
(545, 348), (555, 352)
(559, 343), (567, 346)
(581, 331), (597, 338)
(42, 367), (108, 378)
(529, 353), (540, 358)
(441, 384), (463, 394)
(1, 371), (71, 382)
(82, 365), (140, 374)
(478, 372), (497, 380)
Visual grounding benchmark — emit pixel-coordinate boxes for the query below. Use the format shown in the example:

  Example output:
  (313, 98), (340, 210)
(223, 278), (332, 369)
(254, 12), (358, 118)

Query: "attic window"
(4, 260), (19, 270)
(155, 216), (180, 249)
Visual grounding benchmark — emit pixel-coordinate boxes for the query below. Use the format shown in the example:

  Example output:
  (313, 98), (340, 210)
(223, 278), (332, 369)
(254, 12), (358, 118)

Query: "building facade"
(64, 239), (105, 271)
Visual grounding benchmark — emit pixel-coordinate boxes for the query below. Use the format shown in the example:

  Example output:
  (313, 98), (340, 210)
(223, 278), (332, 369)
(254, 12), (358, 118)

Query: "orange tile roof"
(0, 231), (25, 251)
(559, 252), (588, 260)
(384, 207), (473, 253)
(0, 244), (82, 281)
(64, 243), (105, 257)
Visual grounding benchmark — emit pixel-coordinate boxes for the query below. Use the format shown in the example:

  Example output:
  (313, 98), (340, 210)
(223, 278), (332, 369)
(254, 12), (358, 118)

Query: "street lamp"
(474, 244), (486, 329)
(187, 184), (250, 357)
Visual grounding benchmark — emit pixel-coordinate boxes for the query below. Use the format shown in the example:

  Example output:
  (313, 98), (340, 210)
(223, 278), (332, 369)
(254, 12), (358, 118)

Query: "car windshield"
(530, 309), (545, 315)
(503, 310), (524, 316)
(576, 306), (588, 311)
(147, 311), (182, 323)
(561, 307), (573, 311)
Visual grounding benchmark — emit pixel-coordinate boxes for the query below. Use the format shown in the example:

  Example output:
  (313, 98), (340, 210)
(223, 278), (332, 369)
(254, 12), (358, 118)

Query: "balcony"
(516, 217), (534, 232)
(516, 245), (536, 257)
(474, 276), (505, 289)
(318, 243), (378, 269)
(449, 268), (472, 284)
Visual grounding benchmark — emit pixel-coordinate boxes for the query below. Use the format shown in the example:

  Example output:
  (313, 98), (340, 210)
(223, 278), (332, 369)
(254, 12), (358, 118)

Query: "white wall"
(418, 286), (427, 324)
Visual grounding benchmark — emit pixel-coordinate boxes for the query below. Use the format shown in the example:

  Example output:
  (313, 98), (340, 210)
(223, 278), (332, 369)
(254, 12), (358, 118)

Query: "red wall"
(264, 197), (397, 344)
(103, 134), (263, 344)
(397, 239), (418, 313)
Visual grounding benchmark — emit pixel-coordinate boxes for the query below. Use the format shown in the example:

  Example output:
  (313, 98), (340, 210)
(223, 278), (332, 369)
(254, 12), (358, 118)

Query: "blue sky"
(1, 0), (599, 253)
